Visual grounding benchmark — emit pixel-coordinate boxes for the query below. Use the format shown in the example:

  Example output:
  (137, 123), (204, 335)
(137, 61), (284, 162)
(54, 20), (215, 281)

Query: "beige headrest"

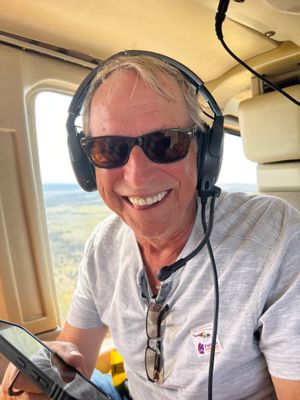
(239, 85), (300, 163)
(258, 162), (300, 191)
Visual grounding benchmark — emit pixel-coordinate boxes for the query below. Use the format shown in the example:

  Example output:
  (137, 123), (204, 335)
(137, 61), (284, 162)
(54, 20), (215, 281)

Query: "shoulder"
(212, 191), (300, 247)
(216, 191), (297, 216)
(84, 213), (135, 256)
(77, 213), (140, 286)
(218, 191), (300, 225)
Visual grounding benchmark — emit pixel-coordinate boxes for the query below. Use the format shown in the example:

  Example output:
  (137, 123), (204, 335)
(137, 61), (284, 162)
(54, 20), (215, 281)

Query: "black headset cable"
(156, 188), (220, 282)
(201, 195), (220, 400)
(215, 0), (300, 107)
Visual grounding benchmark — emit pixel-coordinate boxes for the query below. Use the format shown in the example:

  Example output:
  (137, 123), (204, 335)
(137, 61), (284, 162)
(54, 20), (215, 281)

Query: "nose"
(123, 145), (155, 188)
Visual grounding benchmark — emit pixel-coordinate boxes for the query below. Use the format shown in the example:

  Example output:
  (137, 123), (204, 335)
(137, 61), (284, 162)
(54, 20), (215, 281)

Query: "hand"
(0, 341), (85, 399)
(0, 362), (44, 399)
(48, 340), (85, 374)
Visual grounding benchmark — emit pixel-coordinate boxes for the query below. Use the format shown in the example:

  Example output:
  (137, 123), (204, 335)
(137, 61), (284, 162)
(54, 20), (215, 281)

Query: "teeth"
(128, 191), (168, 206)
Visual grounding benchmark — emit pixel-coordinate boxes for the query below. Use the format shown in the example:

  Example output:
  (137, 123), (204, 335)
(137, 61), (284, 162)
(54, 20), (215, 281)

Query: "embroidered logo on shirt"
(191, 323), (222, 357)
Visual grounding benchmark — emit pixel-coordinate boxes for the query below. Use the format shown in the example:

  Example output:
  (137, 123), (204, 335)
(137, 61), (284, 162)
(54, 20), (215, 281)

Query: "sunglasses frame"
(80, 126), (199, 169)
(144, 301), (169, 383)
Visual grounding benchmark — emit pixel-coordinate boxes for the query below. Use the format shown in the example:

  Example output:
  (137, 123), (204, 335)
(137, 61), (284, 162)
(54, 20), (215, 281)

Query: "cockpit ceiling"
(1, 0), (299, 82)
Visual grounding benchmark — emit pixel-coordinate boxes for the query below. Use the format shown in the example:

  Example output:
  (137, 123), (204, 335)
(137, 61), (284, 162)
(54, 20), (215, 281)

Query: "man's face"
(89, 69), (198, 243)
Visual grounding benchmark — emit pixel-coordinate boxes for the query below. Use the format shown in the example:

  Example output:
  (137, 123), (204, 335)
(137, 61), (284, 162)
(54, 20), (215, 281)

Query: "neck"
(137, 205), (196, 293)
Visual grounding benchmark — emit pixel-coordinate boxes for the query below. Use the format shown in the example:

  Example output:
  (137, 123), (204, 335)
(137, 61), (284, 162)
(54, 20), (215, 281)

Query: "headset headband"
(66, 50), (224, 195)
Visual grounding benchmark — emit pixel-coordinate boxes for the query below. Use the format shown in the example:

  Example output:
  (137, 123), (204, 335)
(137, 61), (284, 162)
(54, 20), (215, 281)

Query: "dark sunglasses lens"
(145, 347), (160, 382)
(84, 137), (130, 168)
(146, 302), (163, 338)
(145, 131), (191, 163)
(82, 129), (193, 168)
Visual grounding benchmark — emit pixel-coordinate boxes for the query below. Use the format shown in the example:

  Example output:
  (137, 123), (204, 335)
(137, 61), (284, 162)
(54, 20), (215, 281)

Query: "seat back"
(238, 85), (300, 210)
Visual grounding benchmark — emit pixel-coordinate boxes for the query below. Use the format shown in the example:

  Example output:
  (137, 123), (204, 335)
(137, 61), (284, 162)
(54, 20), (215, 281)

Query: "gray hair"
(82, 55), (205, 134)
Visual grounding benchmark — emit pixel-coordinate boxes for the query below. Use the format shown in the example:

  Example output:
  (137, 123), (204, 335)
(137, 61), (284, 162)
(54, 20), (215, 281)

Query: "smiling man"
(1, 54), (300, 400)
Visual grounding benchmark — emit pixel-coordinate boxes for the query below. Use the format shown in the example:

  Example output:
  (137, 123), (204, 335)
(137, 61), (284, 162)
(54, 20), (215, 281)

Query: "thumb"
(48, 341), (84, 369)
(62, 349), (84, 371)
(50, 349), (85, 382)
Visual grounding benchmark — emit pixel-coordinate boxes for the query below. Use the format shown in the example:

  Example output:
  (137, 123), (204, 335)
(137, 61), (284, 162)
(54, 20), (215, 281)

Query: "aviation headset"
(66, 50), (224, 196)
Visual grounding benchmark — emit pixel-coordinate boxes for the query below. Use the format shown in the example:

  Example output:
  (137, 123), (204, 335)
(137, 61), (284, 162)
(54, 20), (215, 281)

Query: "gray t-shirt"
(67, 192), (300, 399)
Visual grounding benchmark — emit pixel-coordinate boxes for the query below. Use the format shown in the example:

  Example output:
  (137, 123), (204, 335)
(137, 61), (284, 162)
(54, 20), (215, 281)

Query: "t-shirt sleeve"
(258, 214), (300, 380)
(66, 259), (103, 329)
(66, 233), (105, 329)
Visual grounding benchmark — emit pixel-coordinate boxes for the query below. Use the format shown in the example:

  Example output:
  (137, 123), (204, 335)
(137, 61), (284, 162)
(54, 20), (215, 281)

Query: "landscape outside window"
(35, 91), (112, 323)
(35, 91), (256, 323)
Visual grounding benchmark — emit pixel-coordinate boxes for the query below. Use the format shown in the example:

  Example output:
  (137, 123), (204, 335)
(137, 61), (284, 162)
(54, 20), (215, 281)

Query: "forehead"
(89, 69), (188, 134)
(95, 68), (185, 105)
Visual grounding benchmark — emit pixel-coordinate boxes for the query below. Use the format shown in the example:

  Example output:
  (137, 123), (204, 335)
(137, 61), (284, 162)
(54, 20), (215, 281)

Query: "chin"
(132, 223), (174, 242)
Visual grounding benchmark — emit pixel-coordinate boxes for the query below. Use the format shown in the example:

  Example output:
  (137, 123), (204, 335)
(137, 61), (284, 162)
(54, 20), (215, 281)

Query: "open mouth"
(127, 190), (169, 207)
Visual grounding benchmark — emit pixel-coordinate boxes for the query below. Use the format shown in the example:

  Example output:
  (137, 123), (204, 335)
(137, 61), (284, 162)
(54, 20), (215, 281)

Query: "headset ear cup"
(196, 124), (209, 193)
(196, 121), (223, 195)
(67, 128), (97, 192)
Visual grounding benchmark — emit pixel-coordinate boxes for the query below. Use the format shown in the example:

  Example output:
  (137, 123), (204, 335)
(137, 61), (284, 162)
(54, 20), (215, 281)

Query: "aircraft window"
(35, 91), (112, 323)
(218, 132), (257, 193)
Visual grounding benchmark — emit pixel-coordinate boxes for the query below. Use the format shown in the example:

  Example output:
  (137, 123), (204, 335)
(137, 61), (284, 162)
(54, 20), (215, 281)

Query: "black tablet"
(0, 320), (112, 399)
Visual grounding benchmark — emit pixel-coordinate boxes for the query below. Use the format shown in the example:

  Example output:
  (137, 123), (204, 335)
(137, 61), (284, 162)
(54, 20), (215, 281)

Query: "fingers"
(1, 392), (48, 400)
(0, 341), (86, 399)
(10, 373), (41, 394)
(50, 354), (77, 383)
(11, 393), (47, 400)
(47, 341), (85, 372)
(0, 364), (42, 399)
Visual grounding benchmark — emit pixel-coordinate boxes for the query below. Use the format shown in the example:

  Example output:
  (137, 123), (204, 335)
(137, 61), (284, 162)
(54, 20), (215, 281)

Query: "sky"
(35, 91), (77, 183)
(35, 91), (257, 186)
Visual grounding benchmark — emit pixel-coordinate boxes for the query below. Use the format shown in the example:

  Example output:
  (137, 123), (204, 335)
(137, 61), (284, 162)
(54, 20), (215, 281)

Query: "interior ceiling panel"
(196, 0), (300, 45)
(0, 0), (281, 82)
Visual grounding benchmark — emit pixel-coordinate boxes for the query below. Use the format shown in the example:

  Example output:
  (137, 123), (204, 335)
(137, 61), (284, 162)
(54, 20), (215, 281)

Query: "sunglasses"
(80, 126), (198, 169)
(145, 300), (169, 383)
